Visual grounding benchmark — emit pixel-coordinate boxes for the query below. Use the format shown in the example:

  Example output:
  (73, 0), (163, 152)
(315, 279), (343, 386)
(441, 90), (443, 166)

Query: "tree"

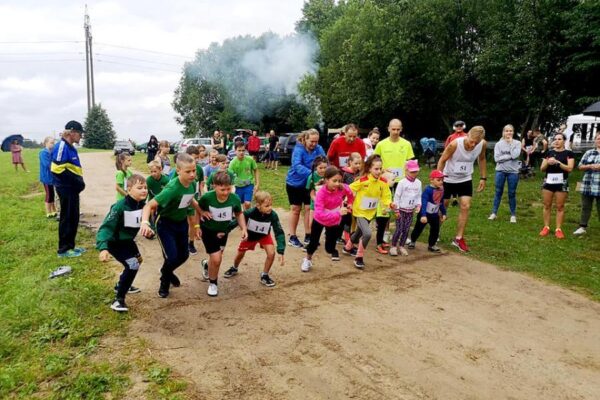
(83, 104), (116, 149)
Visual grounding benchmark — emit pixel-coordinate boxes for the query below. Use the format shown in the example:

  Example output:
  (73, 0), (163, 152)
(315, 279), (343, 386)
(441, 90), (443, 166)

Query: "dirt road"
(80, 152), (600, 399)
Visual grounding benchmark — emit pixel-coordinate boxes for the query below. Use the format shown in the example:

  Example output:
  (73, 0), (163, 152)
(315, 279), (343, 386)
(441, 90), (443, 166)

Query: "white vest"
(443, 137), (484, 183)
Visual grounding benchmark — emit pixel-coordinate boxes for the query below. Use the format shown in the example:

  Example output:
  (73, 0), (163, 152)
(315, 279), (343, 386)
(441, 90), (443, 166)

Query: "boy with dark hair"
(97, 174), (148, 312)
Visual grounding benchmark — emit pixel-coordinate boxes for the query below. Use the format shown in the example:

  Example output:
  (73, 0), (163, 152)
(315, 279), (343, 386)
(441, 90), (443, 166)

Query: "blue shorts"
(268, 151), (279, 161)
(235, 184), (254, 203)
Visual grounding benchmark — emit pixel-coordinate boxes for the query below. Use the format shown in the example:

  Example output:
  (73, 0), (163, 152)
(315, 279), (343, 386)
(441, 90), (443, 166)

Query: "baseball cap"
(453, 120), (465, 127)
(406, 159), (420, 172)
(429, 170), (445, 179)
(65, 120), (85, 133)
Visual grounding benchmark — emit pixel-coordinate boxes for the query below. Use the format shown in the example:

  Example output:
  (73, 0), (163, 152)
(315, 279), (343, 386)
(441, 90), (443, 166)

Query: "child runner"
(146, 160), (170, 200)
(339, 153), (363, 244)
(206, 154), (235, 192)
(306, 156), (328, 239)
(139, 153), (203, 298)
(229, 142), (260, 210)
(197, 145), (209, 167)
(39, 136), (57, 218)
(344, 155), (395, 269)
(389, 160), (422, 256)
(115, 153), (133, 200)
(96, 174), (147, 312)
(302, 166), (354, 272)
(363, 128), (380, 159)
(203, 149), (219, 178)
(199, 171), (247, 297)
(223, 190), (285, 286)
(409, 170), (447, 252)
(156, 140), (171, 175)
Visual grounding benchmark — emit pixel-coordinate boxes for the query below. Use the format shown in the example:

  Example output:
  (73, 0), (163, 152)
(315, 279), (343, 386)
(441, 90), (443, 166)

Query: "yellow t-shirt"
(373, 137), (415, 182)
(349, 174), (392, 220)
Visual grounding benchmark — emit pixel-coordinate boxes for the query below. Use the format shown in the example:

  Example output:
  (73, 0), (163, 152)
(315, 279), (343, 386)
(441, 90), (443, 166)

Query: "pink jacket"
(314, 183), (354, 227)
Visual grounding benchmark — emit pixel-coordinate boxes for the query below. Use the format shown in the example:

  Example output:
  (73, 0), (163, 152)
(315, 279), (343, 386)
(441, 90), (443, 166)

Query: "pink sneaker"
(452, 237), (469, 252)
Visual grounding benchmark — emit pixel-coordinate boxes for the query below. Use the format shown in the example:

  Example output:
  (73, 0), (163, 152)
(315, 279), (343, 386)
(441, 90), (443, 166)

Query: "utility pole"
(84, 6), (95, 113)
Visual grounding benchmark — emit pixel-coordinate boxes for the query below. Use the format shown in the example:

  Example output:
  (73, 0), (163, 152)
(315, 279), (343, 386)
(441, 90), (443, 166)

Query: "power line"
(0, 40), (83, 44)
(96, 59), (180, 73)
(0, 51), (83, 56)
(94, 53), (182, 67)
(0, 58), (84, 63)
(95, 42), (191, 59)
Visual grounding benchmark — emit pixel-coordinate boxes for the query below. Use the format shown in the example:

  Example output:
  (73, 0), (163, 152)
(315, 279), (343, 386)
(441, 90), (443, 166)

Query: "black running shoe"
(331, 250), (340, 261)
(342, 247), (357, 257)
(428, 245), (441, 253)
(114, 284), (141, 294)
(354, 257), (365, 269)
(260, 274), (276, 287)
(223, 266), (238, 278)
(407, 242), (416, 250)
(158, 282), (169, 298)
(188, 242), (198, 255)
(303, 236), (310, 246)
(110, 299), (128, 312)
(170, 273), (181, 287)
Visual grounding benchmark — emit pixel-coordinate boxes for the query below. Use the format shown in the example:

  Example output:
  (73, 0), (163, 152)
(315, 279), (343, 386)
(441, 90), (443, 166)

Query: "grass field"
(0, 149), (187, 399)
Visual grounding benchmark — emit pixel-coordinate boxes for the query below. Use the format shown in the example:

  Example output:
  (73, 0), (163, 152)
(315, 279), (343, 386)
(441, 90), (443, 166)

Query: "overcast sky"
(0, 0), (305, 143)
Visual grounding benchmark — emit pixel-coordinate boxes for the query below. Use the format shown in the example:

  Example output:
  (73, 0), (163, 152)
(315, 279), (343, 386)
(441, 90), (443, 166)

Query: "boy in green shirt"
(198, 171), (247, 297)
(228, 142), (260, 210)
(140, 153), (203, 298)
(206, 154), (235, 192)
(146, 160), (170, 200)
(97, 174), (147, 312)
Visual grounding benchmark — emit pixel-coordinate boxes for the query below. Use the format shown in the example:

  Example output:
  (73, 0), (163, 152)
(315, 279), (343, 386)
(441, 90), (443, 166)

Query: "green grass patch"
(0, 150), (189, 399)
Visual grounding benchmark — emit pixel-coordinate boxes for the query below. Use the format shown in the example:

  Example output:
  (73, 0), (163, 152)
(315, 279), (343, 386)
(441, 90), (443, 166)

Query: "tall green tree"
(83, 104), (116, 149)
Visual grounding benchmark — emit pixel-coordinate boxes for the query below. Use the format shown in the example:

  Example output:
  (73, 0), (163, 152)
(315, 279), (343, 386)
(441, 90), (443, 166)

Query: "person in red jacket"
(247, 130), (261, 161)
(444, 121), (467, 148)
(327, 124), (366, 168)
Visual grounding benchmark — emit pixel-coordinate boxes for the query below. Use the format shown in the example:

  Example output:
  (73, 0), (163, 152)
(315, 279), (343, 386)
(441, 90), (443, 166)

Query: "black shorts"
(286, 184), (311, 206)
(249, 151), (259, 158)
(443, 180), (473, 199)
(542, 182), (569, 193)
(201, 227), (229, 254)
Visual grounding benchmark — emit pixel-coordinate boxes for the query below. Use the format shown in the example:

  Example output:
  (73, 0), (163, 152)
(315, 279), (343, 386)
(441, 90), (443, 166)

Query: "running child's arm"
(343, 184), (355, 209)
(381, 180), (395, 210)
(140, 199), (158, 237)
(271, 212), (286, 265)
(235, 211), (248, 240)
(115, 171), (127, 197)
(439, 190), (447, 221)
(227, 208), (250, 232)
(96, 203), (121, 260)
(415, 183), (423, 214)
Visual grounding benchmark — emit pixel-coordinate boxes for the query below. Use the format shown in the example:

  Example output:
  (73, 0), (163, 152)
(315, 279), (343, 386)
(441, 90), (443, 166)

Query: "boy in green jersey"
(205, 154), (235, 192)
(229, 142), (260, 210)
(198, 171), (247, 297)
(140, 154), (203, 298)
(146, 160), (170, 200)
(97, 174), (147, 312)
(223, 191), (285, 287)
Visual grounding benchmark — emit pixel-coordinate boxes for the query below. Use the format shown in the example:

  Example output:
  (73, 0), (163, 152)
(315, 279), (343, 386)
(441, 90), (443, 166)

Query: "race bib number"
(247, 218), (271, 234)
(426, 202), (440, 214)
(196, 182), (200, 194)
(399, 196), (418, 209)
(209, 206), (232, 222)
(360, 196), (379, 210)
(453, 161), (473, 175)
(390, 168), (404, 180)
(546, 173), (563, 185)
(338, 156), (349, 167)
(123, 178), (128, 191)
(124, 210), (142, 228)
(525, 145), (533, 152)
(162, 165), (171, 175)
(178, 193), (194, 209)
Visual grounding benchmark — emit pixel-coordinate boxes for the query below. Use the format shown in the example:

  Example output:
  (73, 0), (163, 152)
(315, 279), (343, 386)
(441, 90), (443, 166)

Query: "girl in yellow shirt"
(344, 155), (396, 269)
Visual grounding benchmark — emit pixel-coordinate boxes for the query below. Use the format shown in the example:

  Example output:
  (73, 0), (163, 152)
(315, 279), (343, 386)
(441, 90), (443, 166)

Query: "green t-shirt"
(306, 171), (324, 210)
(199, 191), (242, 232)
(170, 163), (205, 199)
(228, 156), (257, 187)
(146, 174), (170, 200)
(116, 169), (133, 200)
(206, 170), (235, 191)
(154, 177), (196, 222)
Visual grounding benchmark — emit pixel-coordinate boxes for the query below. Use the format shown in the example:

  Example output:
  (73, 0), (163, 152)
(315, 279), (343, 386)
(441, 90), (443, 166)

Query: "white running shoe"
(510, 216), (517, 223)
(488, 213), (497, 220)
(389, 246), (398, 256)
(207, 283), (218, 297)
(399, 246), (409, 256)
(301, 258), (312, 272)
(573, 227), (587, 236)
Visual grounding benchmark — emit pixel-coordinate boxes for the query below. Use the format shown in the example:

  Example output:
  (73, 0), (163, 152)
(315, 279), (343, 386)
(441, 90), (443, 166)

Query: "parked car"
(170, 140), (180, 154)
(136, 142), (148, 153)
(113, 140), (135, 156)
(179, 137), (213, 154)
(277, 133), (301, 165)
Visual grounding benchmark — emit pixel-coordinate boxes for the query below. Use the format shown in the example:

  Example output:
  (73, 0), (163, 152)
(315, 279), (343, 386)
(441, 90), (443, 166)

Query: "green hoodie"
(96, 196), (146, 251)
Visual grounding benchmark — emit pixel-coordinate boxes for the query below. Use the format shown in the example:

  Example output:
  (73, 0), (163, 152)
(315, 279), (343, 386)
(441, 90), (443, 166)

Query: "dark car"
(277, 133), (300, 165)
(136, 142), (148, 153)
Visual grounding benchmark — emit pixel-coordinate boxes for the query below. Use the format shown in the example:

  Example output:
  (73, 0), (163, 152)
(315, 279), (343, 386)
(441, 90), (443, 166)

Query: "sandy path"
(80, 152), (600, 399)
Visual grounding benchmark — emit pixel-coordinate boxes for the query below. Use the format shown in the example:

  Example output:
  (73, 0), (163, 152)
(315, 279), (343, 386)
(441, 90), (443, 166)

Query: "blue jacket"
(419, 185), (447, 218)
(285, 143), (326, 187)
(51, 139), (85, 193)
(39, 148), (54, 185)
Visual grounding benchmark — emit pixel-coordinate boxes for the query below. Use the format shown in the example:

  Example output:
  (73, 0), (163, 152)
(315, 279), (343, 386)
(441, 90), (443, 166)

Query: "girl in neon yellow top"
(345, 155), (396, 269)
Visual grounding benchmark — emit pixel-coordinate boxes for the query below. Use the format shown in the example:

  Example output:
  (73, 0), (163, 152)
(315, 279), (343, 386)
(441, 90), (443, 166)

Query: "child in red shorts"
(223, 190), (285, 287)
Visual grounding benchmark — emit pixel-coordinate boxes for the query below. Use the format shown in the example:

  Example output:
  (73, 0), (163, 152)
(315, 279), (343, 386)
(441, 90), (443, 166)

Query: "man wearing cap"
(437, 126), (487, 253)
(326, 123), (366, 168)
(444, 121), (467, 148)
(51, 120), (86, 257)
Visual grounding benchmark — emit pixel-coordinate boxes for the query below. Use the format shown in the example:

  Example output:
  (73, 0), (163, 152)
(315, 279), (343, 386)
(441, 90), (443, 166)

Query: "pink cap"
(406, 160), (420, 172)
(429, 170), (445, 179)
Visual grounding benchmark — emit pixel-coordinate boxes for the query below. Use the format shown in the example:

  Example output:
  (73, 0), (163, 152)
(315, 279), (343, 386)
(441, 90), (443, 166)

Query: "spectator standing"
(573, 134), (600, 235)
(267, 130), (280, 170)
(531, 129), (548, 168)
(489, 125), (521, 223)
(10, 139), (28, 172)
(39, 136), (57, 218)
(146, 135), (159, 163)
(51, 120), (86, 257)
(211, 130), (225, 155)
(444, 121), (467, 148)
(247, 130), (261, 161)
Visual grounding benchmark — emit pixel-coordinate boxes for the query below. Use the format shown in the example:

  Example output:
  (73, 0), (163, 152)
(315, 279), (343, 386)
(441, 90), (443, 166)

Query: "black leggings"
(410, 215), (440, 247)
(108, 241), (141, 300)
(376, 216), (389, 245)
(306, 219), (342, 256)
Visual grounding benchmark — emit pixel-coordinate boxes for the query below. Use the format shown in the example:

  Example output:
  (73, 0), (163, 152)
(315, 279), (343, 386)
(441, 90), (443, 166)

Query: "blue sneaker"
(74, 247), (86, 254)
(58, 249), (82, 258)
(288, 235), (302, 248)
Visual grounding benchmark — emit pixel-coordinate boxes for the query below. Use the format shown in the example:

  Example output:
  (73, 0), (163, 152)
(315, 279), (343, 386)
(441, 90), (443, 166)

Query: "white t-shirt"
(393, 178), (422, 211)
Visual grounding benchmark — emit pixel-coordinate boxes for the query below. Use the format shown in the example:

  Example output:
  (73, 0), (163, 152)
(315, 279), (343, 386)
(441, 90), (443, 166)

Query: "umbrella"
(582, 101), (600, 117)
(1, 134), (24, 152)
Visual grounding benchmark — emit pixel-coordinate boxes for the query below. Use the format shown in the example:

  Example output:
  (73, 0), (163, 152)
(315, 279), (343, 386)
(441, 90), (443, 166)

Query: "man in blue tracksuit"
(51, 120), (86, 257)
(285, 128), (326, 248)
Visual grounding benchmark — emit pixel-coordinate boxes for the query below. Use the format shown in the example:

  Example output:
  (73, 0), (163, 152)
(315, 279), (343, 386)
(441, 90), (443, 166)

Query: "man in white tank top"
(437, 126), (487, 252)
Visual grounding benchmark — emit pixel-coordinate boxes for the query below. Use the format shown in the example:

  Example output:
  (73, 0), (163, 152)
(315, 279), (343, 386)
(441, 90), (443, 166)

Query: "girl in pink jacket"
(301, 166), (354, 272)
